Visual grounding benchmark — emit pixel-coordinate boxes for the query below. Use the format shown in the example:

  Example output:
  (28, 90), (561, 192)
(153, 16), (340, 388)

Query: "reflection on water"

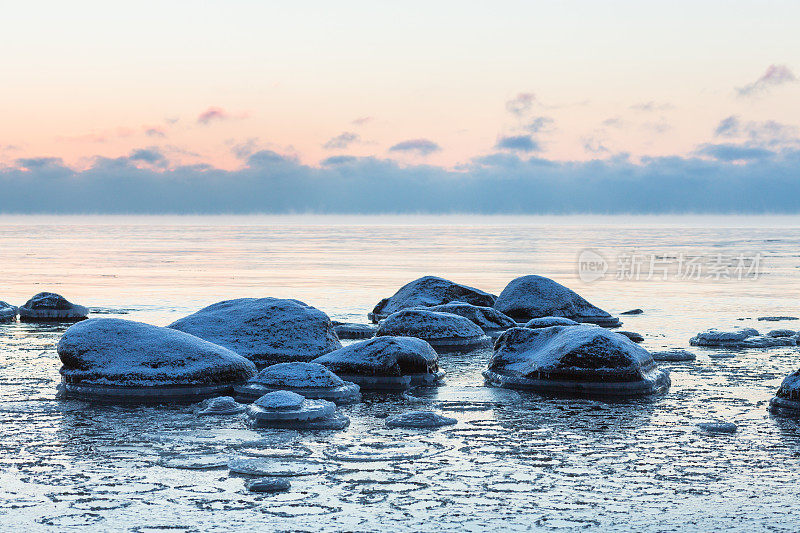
(1, 215), (800, 531)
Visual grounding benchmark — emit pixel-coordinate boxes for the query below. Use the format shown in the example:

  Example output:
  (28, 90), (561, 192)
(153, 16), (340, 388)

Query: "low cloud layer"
(388, 139), (441, 156)
(2, 146), (799, 214)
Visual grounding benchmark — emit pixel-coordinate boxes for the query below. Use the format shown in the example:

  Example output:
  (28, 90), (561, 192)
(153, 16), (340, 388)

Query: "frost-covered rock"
(697, 421), (737, 433)
(332, 322), (377, 340)
(313, 336), (444, 390)
(57, 318), (257, 403)
(689, 327), (759, 347)
(483, 326), (670, 396)
(246, 390), (349, 430)
(620, 309), (644, 315)
(169, 298), (342, 367)
(769, 370), (800, 417)
(651, 348), (696, 362)
(368, 276), (496, 322)
(493, 275), (621, 327)
(385, 410), (457, 428)
(423, 302), (517, 335)
(524, 316), (581, 329)
(234, 362), (360, 404)
(767, 329), (796, 338)
(376, 309), (490, 351)
(196, 396), (246, 415)
(739, 336), (796, 348)
(18, 292), (88, 322)
(0, 301), (16, 322)
(245, 477), (291, 493)
(616, 331), (644, 343)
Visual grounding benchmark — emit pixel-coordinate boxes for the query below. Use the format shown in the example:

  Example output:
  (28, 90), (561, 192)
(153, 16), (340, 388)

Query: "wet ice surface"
(2, 215), (800, 531)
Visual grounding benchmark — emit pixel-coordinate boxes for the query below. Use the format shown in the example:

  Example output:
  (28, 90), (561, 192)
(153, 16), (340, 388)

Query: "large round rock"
(369, 276), (495, 322)
(483, 326), (669, 397)
(0, 301), (17, 322)
(169, 298), (342, 367)
(424, 302), (517, 336)
(19, 292), (88, 322)
(493, 276), (620, 327)
(769, 370), (800, 417)
(376, 309), (490, 351)
(313, 336), (444, 390)
(57, 318), (257, 403)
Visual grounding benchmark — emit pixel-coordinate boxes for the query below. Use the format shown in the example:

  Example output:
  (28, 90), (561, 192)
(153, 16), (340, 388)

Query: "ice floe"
(18, 292), (88, 322)
(195, 396), (246, 415)
(246, 390), (349, 430)
(493, 275), (621, 327)
(245, 477), (291, 493)
(483, 326), (670, 396)
(422, 302), (517, 336)
(234, 362), (360, 404)
(523, 316), (581, 328)
(169, 298), (342, 367)
(57, 318), (256, 403)
(769, 370), (800, 417)
(375, 309), (490, 351)
(0, 301), (16, 322)
(313, 336), (444, 390)
(368, 276), (496, 322)
(385, 410), (457, 428)
(228, 456), (328, 476)
(697, 421), (737, 433)
(650, 348), (696, 362)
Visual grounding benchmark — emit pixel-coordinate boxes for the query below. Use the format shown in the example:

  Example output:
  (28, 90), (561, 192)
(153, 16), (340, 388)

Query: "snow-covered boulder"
(689, 327), (759, 347)
(246, 477), (291, 493)
(18, 292), (88, 322)
(376, 309), (490, 351)
(368, 276), (496, 322)
(0, 301), (16, 322)
(651, 348), (696, 362)
(313, 336), (444, 390)
(234, 362), (360, 404)
(423, 302), (517, 335)
(769, 370), (800, 417)
(767, 329), (796, 338)
(332, 322), (377, 340)
(57, 318), (257, 403)
(493, 276), (621, 327)
(385, 410), (457, 428)
(196, 396), (246, 415)
(524, 316), (581, 329)
(483, 326), (670, 396)
(168, 298), (341, 367)
(246, 390), (349, 430)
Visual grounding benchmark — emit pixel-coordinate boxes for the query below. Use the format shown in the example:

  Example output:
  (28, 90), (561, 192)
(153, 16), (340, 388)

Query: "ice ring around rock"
(196, 396), (246, 415)
(246, 390), (349, 430)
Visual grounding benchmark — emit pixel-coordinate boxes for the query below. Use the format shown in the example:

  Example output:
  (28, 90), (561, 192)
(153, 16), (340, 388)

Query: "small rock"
(245, 477), (291, 493)
(616, 331), (644, 343)
(385, 411), (457, 428)
(697, 422), (737, 434)
(651, 349), (696, 362)
(196, 396), (246, 415)
(767, 329), (796, 338)
(620, 309), (644, 315)
(758, 316), (799, 322)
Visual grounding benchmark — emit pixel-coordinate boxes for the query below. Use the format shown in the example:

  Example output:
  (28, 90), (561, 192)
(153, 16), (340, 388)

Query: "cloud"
(525, 117), (554, 134)
(129, 147), (166, 165)
(321, 155), (358, 166)
(506, 93), (536, 116)
(601, 117), (626, 129)
(737, 64), (797, 97)
(714, 115), (741, 137)
(323, 132), (361, 150)
(630, 101), (674, 112)
(582, 135), (609, 154)
(197, 107), (248, 125)
(388, 139), (441, 156)
(351, 116), (373, 126)
(144, 127), (167, 138)
(713, 116), (799, 147)
(696, 143), (774, 161)
(495, 135), (540, 152)
(4, 147), (800, 214)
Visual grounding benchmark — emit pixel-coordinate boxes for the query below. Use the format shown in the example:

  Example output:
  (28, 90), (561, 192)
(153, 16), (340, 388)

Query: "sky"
(1, 0), (799, 213)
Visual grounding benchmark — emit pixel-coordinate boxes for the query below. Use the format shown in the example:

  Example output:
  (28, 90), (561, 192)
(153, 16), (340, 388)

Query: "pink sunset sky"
(1, 0), (798, 173)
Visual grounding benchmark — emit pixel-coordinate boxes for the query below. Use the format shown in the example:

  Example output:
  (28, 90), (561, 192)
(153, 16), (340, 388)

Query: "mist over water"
(2, 215), (800, 531)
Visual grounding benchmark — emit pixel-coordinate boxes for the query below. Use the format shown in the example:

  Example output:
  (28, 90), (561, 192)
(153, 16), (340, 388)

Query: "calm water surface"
(1, 215), (799, 531)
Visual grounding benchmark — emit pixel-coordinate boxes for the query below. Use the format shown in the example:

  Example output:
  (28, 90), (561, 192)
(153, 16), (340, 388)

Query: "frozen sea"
(1, 214), (800, 532)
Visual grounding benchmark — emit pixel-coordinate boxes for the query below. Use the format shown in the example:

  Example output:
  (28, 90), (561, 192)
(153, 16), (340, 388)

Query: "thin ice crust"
(493, 275), (620, 327)
(60, 382), (239, 404)
(484, 326), (670, 397)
